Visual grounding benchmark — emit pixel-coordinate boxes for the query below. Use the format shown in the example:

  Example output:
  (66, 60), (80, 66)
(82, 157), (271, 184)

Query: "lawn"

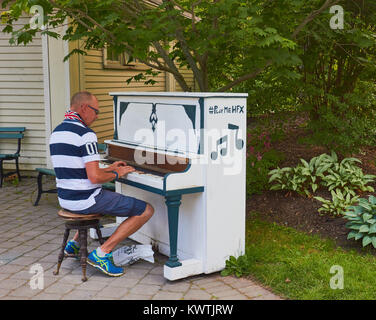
(224, 214), (376, 300)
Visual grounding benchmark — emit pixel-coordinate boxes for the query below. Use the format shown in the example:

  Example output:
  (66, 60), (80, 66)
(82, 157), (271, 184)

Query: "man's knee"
(141, 203), (154, 220)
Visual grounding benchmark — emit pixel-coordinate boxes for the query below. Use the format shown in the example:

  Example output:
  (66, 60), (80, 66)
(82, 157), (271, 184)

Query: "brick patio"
(0, 176), (282, 300)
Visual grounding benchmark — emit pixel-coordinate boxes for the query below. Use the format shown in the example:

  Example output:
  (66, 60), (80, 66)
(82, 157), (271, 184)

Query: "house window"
(103, 46), (146, 70)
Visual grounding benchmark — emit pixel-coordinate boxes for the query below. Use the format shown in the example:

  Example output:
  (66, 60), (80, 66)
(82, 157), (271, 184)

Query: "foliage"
(268, 151), (375, 216)
(221, 255), (249, 278)
(344, 196), (376, 248)
(268, 151), (337, 196)
(320, 159), (375, 196)
(246, 129), (284, 196)
(296, 1), (376, 153)
(1, 0), (342, 92)
(314, 189), (359, 216)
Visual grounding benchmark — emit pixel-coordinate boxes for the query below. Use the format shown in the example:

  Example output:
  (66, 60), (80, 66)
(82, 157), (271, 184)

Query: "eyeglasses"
(87, 105), (100, 115)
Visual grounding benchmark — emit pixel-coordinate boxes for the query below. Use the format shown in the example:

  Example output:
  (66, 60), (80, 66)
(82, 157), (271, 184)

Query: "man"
(49, 91), (154, 277)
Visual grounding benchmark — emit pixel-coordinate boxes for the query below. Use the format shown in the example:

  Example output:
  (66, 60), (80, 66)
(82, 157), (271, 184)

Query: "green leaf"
(363, 236), (372, 247)
(359, 225), (370, 233)
(358, 200), (372, 211)
(347, 231), (358, 240)
(363, 213), (373, 222)
(355, 232), (363, 240)
(369, 224), (376, 234)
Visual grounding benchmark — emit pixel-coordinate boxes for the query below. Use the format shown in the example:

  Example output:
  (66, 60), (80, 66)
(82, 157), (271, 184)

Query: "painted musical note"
(211, 135), (228, 160)
(228, 123), (244, 150)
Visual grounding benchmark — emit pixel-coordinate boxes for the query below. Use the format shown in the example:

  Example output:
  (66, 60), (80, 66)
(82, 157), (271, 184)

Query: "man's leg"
(70, 203), (154, 248)
(99, 203), (154, 254)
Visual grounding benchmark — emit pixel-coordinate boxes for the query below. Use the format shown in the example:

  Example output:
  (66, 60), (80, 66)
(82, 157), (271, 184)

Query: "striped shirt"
(49, 118), (102, 211)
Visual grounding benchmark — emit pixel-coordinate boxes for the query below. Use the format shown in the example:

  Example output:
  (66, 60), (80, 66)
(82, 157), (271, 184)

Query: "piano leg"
(165, 195), (182, 268)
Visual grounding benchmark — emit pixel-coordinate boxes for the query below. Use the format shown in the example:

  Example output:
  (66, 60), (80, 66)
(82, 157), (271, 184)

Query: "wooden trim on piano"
(108, 144), (189, 174)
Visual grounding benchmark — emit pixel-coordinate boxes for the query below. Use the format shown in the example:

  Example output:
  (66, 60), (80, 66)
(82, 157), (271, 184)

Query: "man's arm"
(86, 161), (135, 184)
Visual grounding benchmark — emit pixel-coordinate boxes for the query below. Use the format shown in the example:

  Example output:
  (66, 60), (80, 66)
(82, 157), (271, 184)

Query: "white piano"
(98, 92), (247, 280)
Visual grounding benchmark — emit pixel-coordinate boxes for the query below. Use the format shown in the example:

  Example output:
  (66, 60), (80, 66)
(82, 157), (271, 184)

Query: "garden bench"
(0, 127), (26, 188)
(33, 167), (115, 206)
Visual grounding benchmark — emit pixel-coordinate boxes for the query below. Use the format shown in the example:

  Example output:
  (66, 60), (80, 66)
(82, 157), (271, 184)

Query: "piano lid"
(112, 94), (204, 155)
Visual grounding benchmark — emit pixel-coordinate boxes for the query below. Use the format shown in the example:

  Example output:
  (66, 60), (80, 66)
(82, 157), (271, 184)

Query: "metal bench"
(34, 167), (115, 206)
(0, 127), (26, 187)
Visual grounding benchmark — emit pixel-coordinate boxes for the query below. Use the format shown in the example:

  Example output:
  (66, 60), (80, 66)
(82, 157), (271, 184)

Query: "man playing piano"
(49, 91), (154, 277)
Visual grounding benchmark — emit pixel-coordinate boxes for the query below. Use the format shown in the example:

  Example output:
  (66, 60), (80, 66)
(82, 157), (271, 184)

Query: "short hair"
(70, 91), (94, 107)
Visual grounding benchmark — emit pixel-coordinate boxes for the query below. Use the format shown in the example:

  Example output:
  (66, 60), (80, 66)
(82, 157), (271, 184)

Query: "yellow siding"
(74, 47), (164, 143)
(69, 43), (196, 143)
(175, 65), (197, 92)
(0, 15), (47, 171)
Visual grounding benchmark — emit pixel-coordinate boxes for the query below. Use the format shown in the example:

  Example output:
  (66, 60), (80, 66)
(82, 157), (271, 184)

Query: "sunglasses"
(87, 104), (100, 115)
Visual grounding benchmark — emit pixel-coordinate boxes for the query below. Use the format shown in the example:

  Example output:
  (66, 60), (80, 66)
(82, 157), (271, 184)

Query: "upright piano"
(99, 92), (247, 280)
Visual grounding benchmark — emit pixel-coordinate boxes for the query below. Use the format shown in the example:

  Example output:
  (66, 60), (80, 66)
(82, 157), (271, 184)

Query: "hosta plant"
(268, 158), (319, 196)
(268, 152), (338, 196)
(269, 151), (375, 198)
(344, 196), (376, 248)
(320, 158), (375, 196)
(314, 189), (359, 216)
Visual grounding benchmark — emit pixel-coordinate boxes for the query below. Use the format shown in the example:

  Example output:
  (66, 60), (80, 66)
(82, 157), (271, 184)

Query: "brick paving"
(0, 177), (282, 300)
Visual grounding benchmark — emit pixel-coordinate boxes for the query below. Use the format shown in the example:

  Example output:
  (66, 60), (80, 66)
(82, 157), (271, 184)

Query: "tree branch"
(217, 0), (343, 92)
(292, 0), (342, 39)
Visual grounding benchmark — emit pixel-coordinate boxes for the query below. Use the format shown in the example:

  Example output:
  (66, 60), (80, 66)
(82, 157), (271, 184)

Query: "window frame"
(102, 47), (148, 71)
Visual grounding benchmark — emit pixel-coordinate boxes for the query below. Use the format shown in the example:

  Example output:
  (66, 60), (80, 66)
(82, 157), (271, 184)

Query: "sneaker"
(87, 249), (124, 277)
(64, 240), (80, 257)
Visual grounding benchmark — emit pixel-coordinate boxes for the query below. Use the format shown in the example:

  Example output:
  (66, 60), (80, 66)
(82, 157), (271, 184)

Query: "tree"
(1, 0), (341, 92)
(295, 0), (376, 153)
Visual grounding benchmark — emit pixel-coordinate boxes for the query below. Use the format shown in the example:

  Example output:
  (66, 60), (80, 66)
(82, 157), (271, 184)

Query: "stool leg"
(54, 227), (70, 276)
(78, 229), (88, 282)
(95, 224), (105, 245)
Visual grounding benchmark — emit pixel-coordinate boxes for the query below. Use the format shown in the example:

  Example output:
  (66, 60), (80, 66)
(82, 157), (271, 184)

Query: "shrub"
(344, 196), (376, 248)
(268, 152), (375, 216)
(246, 130), (284, 196)
(314, 190), (359, 216)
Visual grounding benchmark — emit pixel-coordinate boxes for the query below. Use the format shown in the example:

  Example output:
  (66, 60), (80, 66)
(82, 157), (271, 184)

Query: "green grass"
(223, 213), (376, 300)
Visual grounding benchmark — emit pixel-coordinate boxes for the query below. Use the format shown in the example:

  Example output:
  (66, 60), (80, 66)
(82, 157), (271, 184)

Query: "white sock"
(96, 246), (108, 257)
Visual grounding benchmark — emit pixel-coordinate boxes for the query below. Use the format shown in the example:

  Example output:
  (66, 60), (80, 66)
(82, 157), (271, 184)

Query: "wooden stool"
(53, 210), (105, 282)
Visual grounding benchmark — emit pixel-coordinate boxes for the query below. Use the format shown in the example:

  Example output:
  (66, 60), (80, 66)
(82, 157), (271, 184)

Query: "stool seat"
(54, 209), (105, 282)
(58, 210), (102, 221)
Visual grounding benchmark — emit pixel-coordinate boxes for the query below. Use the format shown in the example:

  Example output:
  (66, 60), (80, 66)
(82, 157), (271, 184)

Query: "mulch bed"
(246, 114), (376, 255)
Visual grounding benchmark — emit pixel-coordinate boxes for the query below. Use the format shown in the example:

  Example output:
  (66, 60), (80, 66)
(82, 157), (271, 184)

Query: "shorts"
(69, 189), (147, 217)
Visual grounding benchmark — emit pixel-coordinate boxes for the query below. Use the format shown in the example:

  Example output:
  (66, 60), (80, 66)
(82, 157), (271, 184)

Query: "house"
(0, 12), (195, 174)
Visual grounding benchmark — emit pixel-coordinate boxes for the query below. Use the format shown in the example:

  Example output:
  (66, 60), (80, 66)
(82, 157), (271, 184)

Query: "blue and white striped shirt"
(49, 119), (101, 211)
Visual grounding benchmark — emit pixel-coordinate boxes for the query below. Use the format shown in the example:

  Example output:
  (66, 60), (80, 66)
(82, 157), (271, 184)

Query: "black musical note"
(211, 135), (228, 160)
(228, 123), (244, 150)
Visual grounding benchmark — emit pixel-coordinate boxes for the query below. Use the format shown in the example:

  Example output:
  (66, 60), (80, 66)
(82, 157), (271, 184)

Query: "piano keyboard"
(126, 170), (164, 190)
(99, 161), (164, 190)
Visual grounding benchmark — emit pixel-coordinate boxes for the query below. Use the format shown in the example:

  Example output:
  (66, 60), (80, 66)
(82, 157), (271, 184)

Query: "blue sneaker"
(64, 240), (80, 257)
(87, 249), (124, 277)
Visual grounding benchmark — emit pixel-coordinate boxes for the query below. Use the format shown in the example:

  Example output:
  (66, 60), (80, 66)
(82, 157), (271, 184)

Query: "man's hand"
(108, 161), (127, 170)
(116, 165), (135, 178)
(86, 161), (134, 184)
